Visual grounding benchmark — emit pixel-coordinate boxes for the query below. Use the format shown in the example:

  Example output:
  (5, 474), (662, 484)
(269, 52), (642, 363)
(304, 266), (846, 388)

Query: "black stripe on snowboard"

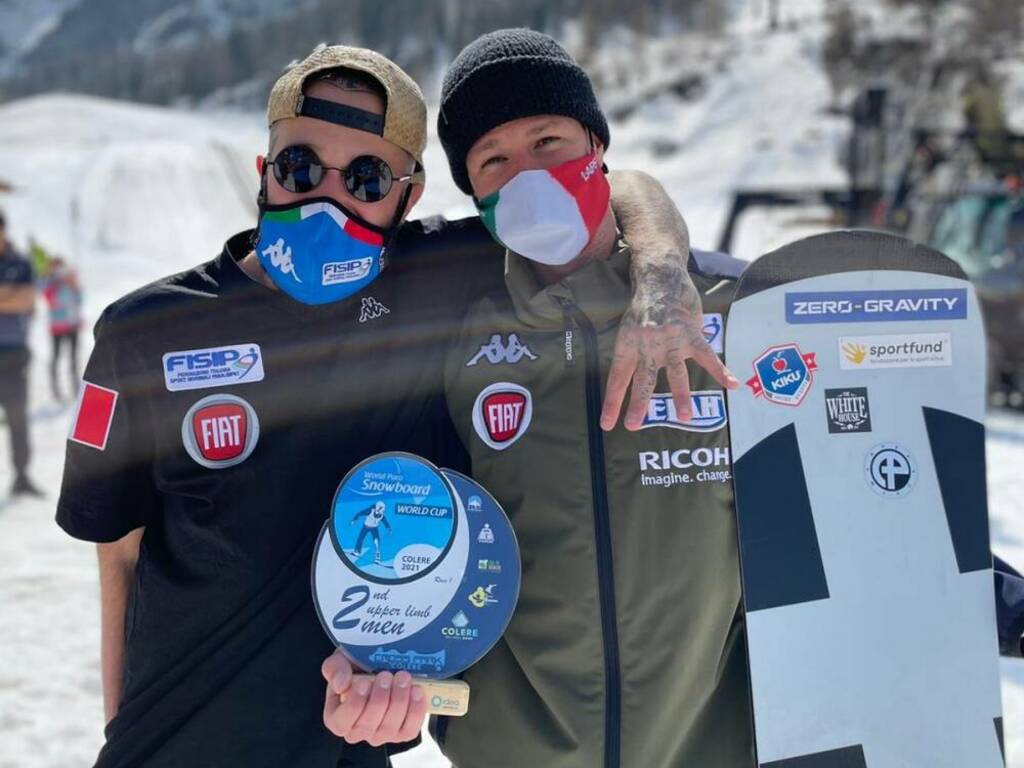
(734, 423), (830, 612)
(761, 744), (867, 768)
(922, 407), (991, 574)
(995, 716), (1005, 764)
(732, 230), (965, 302)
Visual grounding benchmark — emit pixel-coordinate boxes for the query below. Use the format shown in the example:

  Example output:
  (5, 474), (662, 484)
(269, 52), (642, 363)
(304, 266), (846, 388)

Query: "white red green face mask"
(474, 152), (611, 266)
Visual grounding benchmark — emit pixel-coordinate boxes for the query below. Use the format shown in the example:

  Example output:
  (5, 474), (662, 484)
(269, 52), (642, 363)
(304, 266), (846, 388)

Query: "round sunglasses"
(269, 144), (414, 203)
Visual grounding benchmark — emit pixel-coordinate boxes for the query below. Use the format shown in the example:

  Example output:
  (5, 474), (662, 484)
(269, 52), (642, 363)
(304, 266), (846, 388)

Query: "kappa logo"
(359, 296), (390, 323)
(702, 313), (724, 354)
(640, 390), (727, 432)
(262, 238), (300, 282)
(472, 382), (533, 451)
(466, 333), (538, 366)
(746, 343), (819, 407)
(580, 156), (600, 181)
(163, 343), (264, 392)
(323, 257), (373, 286)
(181, 393), (260, 469)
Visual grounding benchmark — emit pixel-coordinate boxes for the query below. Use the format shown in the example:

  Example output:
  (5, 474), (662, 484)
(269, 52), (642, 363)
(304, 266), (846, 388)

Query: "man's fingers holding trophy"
(322, 650), (427, 745)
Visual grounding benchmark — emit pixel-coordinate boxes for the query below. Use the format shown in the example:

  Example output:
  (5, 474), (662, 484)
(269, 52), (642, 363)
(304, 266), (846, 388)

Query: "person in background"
(0, 210), (43, 497)
(28, 236), (52, 277)
(40, 256), (83, 402)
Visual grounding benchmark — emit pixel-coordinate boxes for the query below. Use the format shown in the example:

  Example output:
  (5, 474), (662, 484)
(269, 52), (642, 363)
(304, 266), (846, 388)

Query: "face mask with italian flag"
(255, 197), (386, 305)
(475, 152), (611, 266)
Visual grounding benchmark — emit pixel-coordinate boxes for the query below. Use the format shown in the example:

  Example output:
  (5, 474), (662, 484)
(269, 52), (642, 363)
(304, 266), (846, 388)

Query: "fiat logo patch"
(181, 393), (260, 468)
(472, 382), (532, 451)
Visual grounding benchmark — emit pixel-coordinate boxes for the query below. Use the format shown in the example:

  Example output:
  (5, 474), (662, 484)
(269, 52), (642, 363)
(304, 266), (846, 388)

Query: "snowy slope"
(1, 1), (1023, 766)
(0, 93), (266, 317)
(608, 0), (848, 255)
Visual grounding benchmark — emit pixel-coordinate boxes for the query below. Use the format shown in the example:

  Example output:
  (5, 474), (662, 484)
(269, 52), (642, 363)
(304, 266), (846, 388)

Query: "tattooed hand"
(601, 266), (739, 431)
(604, 170), (739, 431)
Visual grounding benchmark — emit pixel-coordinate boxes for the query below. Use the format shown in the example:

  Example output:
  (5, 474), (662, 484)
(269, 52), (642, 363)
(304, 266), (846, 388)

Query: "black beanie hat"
(438, 28), (610, 195)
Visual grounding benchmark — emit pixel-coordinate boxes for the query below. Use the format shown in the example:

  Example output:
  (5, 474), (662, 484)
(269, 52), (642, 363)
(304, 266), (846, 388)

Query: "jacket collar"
(504, 240), (631, 331)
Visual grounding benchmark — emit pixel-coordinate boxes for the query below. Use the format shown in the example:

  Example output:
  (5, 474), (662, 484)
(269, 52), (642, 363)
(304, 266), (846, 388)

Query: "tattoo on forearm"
(608, 170), (704, 337)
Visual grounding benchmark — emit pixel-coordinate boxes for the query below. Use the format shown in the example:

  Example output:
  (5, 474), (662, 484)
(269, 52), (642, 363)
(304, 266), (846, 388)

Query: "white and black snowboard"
(725, 230), (1004, 767)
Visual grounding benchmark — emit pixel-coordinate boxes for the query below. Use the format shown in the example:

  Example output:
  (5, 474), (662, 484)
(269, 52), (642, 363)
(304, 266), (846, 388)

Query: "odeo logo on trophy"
(312, 452), (520, 716)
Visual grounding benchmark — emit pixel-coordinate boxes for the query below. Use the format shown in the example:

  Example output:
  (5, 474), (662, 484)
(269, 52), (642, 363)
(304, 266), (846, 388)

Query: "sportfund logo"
(839, 332), (952, 370)
(181, 394), (260, 468)
(472, 382), (533, 451)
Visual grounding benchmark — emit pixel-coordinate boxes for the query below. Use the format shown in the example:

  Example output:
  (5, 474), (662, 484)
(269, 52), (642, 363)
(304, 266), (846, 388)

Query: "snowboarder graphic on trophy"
(349, 500), (391, 563)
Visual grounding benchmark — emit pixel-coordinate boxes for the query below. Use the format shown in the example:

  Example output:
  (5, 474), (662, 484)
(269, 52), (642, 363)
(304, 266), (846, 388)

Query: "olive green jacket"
(439, 243), (754, 768)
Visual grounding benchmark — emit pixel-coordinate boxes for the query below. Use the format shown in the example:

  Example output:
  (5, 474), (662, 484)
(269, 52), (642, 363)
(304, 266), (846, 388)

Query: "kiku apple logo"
(747, 343), (819, 407)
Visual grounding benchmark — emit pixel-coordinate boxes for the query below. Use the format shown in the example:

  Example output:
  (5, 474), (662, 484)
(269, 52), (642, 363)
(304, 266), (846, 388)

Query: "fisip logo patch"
(839, 333), (952, 370)
(786, 289), (967, 324)
(703, 313), (724, 354)
(163, 343), (264, 392)
(323, 257), (373, 285)
(472, 383), (532, 451)
(181, 394), (260, 468)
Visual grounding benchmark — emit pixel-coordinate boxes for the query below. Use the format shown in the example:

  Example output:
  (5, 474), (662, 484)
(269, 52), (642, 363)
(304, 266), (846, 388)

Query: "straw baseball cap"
(267, 44), (427, 174)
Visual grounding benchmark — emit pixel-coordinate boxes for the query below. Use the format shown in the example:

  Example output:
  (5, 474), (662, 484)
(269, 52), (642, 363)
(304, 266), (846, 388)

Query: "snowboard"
(724, 230), (1004, 767)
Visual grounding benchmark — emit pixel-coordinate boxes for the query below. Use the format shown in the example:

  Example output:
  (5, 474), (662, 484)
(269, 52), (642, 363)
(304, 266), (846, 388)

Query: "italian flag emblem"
(263, 202), (384, 246)
(477, 152), (608, 264)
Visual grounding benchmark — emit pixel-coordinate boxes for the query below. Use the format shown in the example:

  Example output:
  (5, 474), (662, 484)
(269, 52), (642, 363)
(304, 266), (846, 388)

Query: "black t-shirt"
(56, 218), (502, 767)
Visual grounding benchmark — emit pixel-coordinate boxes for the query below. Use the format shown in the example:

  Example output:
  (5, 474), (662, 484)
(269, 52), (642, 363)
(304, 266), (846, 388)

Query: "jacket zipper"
(560, 297), (621, 768)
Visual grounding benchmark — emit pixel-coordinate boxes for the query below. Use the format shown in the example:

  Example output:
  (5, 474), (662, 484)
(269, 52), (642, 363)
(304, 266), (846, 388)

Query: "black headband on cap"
(296, 95), (384, 135)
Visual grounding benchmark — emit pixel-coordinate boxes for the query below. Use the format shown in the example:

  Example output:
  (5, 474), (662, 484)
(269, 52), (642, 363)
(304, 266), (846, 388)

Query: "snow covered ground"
(1, 0), (1023, 766)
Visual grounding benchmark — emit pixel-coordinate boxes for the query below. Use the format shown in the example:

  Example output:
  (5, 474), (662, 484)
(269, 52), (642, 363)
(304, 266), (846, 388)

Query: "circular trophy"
(312, 452), (520, 716)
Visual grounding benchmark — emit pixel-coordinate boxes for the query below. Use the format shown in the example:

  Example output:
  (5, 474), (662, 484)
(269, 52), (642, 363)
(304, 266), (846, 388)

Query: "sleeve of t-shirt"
(56, 307), (160, 542)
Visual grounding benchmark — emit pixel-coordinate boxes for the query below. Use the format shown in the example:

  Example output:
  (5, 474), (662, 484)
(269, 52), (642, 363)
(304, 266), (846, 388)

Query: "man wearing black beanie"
(438, 28), (610, 197)
(440, 28), (738, 431)
(434, 28), (755, 768)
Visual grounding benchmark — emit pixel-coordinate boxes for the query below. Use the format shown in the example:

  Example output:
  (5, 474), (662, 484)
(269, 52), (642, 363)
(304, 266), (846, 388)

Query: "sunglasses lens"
(345, 156), (392, 203)
(273, 145), (323, 193)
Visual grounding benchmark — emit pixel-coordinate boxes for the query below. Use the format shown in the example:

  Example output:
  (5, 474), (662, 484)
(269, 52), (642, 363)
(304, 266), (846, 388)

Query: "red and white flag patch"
(69, 381), (119, 450)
